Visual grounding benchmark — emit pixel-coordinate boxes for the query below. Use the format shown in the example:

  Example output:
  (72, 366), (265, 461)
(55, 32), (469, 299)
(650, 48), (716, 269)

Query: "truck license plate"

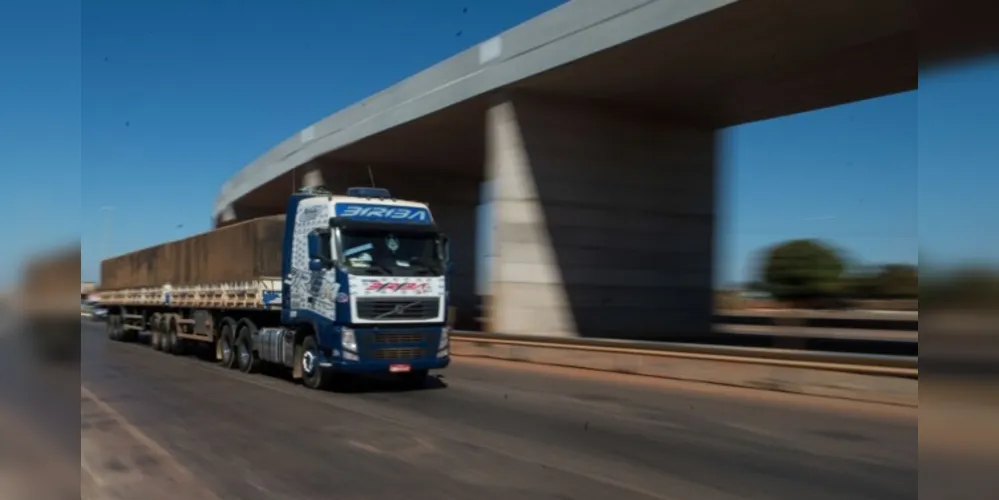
(389, 364), (411, 373)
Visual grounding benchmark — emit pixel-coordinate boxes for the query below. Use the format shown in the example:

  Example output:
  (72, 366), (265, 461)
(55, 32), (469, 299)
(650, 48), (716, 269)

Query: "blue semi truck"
(98, 186), (452, 389)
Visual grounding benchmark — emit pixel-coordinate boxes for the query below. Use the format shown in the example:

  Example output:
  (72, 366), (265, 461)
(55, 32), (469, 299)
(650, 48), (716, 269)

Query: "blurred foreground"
(0, 314), (79, 499)
(920, 306), (999, 497)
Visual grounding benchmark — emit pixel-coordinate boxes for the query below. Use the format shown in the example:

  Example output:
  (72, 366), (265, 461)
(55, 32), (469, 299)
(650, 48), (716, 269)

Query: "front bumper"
(319, 325), (451, 373)
(325, 356), (450, 373)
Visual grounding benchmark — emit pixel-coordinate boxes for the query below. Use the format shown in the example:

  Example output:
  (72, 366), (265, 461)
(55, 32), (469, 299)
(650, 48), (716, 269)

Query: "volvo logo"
(375, 301), (421, 320)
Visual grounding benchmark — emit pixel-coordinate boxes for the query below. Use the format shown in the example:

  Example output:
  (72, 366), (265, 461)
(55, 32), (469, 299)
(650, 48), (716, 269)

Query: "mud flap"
(292, 344), (305, 380)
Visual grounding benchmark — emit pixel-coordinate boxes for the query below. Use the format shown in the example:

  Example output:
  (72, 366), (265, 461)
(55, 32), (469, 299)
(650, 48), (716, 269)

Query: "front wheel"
(300, 336), (331, 390)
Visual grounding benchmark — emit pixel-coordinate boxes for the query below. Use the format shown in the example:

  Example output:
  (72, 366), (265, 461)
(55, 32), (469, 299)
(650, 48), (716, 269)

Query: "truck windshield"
(339, 229), (444, 276)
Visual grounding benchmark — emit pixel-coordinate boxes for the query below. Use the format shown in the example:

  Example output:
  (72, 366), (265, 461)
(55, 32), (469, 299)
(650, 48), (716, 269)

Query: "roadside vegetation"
(719, 239), (997, 312)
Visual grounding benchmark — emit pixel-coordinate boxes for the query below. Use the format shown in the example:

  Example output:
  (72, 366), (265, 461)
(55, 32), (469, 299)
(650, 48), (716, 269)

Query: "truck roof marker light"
(297, 186), (333, 197)
(346, 187), (392, 199)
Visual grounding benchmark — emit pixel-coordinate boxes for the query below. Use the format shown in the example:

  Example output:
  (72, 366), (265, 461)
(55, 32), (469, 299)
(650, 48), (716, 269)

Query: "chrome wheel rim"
(302, 350), (316, 374)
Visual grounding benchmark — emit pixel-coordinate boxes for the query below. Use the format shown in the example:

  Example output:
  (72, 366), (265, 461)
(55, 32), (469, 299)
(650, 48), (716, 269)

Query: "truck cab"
(282, 186), (451, 387)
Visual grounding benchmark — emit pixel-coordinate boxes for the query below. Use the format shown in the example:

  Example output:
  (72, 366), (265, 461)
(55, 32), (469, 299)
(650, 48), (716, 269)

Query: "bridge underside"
(221, 0), (917, 337)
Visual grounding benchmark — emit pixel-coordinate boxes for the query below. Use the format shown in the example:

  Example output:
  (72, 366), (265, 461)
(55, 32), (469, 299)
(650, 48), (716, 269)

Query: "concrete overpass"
(213, 0), (916, 339)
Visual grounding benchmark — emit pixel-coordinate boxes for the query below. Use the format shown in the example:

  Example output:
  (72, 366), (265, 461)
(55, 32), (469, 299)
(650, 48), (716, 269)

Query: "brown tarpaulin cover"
(99, 215), (285, 291)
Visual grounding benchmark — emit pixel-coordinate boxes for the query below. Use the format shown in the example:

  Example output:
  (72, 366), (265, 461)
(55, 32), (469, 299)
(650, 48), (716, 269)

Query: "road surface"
(14, 319), (920, 499)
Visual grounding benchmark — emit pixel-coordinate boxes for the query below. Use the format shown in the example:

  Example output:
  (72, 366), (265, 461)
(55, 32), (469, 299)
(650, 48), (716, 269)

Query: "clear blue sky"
(1, 0), (995, 287)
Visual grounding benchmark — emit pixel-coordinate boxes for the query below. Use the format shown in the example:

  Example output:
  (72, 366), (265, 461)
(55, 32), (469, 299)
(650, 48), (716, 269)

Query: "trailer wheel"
(148, 314), (160, 346)
(301, 336), (331, 390)
(235, 324), (260, 374)
(158, 316), (172, 352)
(106, 316), (119, 341)
(167, 316), (183, 355)
(218, 322), (237, 369)
(114, 316), (125, 341)
(150, 317), (163, 351)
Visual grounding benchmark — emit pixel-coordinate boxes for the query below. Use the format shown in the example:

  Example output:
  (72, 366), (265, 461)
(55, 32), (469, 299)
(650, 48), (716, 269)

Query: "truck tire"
(218, 322), (237, 369)
(235, 323), (260, 374)
(114, 316), (126, 341)
(148, 313), (161, 346)
(106, 316), (120, 341)
(301, 336), (331, 390)
(167, 315), (183, 355)
(157, 316), (171, 352)
(398, 369), (429, 390)
(150, 317), (163, 351)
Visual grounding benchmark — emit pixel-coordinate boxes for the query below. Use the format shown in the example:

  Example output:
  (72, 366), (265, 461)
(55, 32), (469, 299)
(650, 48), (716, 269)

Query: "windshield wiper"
(405, 258), (441, 276)
(368, 262), (393, 275)
(350, 261), (391, 275)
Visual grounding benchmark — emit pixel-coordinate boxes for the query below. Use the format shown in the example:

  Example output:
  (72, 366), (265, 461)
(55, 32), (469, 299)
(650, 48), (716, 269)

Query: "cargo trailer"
(97, 186), (452, 390)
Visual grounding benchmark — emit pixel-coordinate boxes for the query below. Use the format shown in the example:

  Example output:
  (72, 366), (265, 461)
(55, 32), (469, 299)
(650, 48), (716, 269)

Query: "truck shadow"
(123, 331), (449, 394)
(257, 364), (449, 394)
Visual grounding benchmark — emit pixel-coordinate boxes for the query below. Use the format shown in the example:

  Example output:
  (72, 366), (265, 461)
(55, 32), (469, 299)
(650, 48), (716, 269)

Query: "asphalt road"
(14, 319), (920, 499)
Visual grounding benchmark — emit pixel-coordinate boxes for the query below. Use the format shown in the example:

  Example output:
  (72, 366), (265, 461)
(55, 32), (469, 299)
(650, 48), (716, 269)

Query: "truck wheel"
(115, 316), (125, 341)
(158, 317), (172, 352)
(301, 336), (331, 390)
(399, 369), (429, 389)
(115, 317), (126, 341)
(150, 319), (163, 351)
(218, 323), (237, 369)
(106, 316), (119, 341)
(167, 317), (182, 355)
(148, 314), (160, 346)
(235, 324), (259, 374)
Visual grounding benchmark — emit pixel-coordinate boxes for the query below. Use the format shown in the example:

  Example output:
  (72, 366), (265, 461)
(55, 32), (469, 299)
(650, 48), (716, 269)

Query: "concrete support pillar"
(485, 93), (716, 339)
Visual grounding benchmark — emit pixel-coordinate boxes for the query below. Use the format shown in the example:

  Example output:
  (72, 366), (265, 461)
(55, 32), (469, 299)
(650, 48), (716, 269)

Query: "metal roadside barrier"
(450, 330), (918, 378)
(715, 311), (918, 333)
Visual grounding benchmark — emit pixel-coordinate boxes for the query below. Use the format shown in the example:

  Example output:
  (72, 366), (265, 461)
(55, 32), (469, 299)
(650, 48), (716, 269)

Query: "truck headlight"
(439, 327), (449, 350)
(341, 328), (357, 352)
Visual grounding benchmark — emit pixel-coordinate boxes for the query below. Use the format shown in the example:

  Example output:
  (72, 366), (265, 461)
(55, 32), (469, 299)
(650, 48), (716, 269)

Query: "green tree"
(759, 239), (846, 304)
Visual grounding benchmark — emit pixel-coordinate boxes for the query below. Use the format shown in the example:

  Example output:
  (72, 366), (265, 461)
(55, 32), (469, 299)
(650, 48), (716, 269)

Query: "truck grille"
(371, 348), (425, 360)
(355, 298), (439, 320)
(373, 333), (424, 344)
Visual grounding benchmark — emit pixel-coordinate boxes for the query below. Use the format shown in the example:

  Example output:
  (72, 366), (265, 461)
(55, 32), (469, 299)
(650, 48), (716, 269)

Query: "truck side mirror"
(439, 235), (453, 273)
(439, 235), (451, 262)
(307, 230), (333, 271)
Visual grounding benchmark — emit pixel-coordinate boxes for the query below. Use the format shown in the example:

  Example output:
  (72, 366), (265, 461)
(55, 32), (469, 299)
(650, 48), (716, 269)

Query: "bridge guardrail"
(714, 312), (918, 332)
(450, 330), (917, 378)
(450, 330), (918, 405)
